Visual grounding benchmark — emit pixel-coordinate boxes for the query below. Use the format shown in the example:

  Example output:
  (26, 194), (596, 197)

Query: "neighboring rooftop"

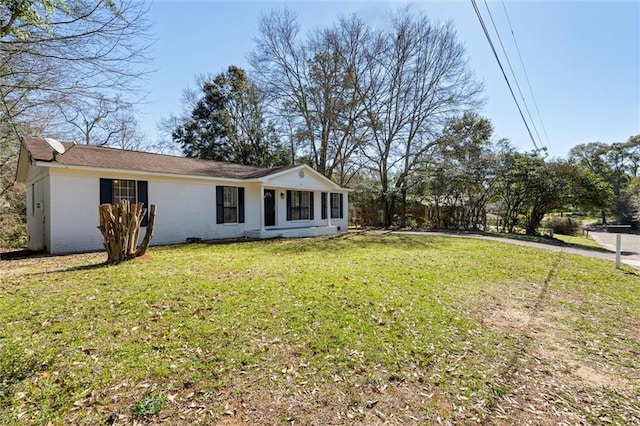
(21, 137), (293, 179)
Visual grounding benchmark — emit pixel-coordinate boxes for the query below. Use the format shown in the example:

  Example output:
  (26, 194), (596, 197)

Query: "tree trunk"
(400, 187), (407, 228)
(135, 204), (156, 257)
(526, 207), (546, 236)
(98, 200), (157, 263)
(382, 194), (396, 228)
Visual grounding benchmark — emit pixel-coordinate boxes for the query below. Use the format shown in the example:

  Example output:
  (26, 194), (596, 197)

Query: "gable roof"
(19, 137), (294, 180)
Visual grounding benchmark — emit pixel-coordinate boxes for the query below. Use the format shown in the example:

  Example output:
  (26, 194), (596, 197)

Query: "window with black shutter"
(99, 178), (149, 226)
(216, 186), (245, 224)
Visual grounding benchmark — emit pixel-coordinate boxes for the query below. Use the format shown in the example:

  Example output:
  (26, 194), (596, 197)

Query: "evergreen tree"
(172, 66), (290, 167)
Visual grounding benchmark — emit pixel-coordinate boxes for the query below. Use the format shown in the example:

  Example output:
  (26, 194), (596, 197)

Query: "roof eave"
(15, 140), (31, 183)
(258, 164), (348, 190)
(36, 162), (262, 184)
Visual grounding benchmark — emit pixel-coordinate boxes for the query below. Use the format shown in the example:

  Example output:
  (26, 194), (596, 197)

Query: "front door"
(264, 189), (276, 227)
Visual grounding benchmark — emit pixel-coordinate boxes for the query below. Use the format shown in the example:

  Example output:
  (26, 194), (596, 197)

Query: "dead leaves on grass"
(471, 277), (640, 424)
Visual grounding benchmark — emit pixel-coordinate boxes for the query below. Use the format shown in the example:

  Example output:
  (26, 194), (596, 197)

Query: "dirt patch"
(486, 307), (532, 332)
(471, 276), (640, 424)
(574, 365), (629, 391)
(216, 379), (453, 425)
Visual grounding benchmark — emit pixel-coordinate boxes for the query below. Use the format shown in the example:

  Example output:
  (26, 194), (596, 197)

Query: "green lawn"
(476, 229), (609, 252)
(1, 233), (639, 425)
(551, 232), (605, 250)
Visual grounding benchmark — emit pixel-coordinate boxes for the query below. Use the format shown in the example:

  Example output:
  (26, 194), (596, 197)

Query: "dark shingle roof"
(22, 137), (294, 180)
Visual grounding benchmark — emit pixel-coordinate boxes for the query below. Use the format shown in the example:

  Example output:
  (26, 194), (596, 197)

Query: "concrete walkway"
(384, 230), (639, 269)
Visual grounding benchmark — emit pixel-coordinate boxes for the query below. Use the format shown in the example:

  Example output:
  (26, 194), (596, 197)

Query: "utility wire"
(469, 0), (541, 153)
(482, 0), (545, 151)
(501, 0), (551, 149)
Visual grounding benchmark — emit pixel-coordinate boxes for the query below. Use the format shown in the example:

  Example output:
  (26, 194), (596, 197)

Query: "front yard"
(1, 233), (639, 424)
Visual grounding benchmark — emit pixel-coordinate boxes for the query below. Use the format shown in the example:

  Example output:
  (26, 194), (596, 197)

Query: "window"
(287, 190), (314, 221)
(112, 179), (136, 204)
(99, 178), (149, 226)
(223, 186), (238, 223)
(330, 193), (343, 219)
(216, 186), (245, 224)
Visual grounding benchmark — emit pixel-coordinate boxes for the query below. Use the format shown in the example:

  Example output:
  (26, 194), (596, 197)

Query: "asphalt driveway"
(589, 231), (640, 268)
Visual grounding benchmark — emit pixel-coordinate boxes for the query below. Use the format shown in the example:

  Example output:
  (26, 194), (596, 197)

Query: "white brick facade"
(22, 160), (349, 254)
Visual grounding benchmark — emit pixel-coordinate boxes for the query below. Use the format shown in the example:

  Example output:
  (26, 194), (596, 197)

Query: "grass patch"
(464, 229), (611, 253)
(1, 233), (638, 424)
(553, 233), (604, 249)
(133, 393), (166, 419)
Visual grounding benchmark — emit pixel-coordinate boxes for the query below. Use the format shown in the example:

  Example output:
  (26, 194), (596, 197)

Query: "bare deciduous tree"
(56, 96), (147, 149)
(250, 10), (371, 185)
(359, 11), (483, 226)
(0, 0), (152, 142)
(0, 0), (152, 247)
(251, 8), (481, 219)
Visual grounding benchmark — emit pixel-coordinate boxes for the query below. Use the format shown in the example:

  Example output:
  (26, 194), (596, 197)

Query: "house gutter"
(33, 161), (255, 185)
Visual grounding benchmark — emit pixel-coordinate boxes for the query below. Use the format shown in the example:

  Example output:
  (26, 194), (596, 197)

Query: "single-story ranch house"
(16, 137), (349, 254)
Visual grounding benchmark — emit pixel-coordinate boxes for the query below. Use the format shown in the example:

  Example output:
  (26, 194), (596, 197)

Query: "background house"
(16, 137), (349, 254)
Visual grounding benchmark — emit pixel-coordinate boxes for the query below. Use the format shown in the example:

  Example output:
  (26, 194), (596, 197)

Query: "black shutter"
(216, 186), (224, 224)
(238, 187), (245, 223)
(339, 193), (344, 219)
(99, 178), (112, 205)
(321, 192), (327, 220)
(309, 191), (314, 220)
(137, 180), (149, 227)
(286, 190), (292, 221)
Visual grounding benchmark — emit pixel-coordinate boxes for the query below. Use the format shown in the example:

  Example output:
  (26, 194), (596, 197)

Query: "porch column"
(260, 184), (265, 232)
(327, 191), (332, 227)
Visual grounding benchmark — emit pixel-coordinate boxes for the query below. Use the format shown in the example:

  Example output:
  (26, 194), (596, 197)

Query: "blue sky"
(140, 1), (639, 158)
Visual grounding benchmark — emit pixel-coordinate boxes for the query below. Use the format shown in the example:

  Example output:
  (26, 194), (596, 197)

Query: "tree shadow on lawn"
(462, 230), (612, 254)
(260, 231), (453, 255)
(480, 253), (560, 420)
(1, 251), (114, 278)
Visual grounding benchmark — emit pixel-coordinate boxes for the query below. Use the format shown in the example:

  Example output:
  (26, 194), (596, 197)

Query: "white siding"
(44, 169), (266, 254)
(260, 167), (349, 232)
(147, 180), (261, 244)
(48, 170), (104, 254)
(26, 164), (348, 254)
(264, 168), (333, 191)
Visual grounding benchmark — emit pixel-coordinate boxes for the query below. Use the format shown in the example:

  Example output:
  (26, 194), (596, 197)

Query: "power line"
(482, 0), (545, 151)
(501, 0), (551, 149)
(469, 0), (541, 153)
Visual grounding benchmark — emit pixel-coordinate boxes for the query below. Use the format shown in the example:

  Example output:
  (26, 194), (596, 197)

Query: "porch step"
(245, 226), (338, 239)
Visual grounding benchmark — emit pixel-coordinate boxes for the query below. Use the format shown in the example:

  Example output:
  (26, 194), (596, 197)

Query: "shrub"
(544, 216), (582, 236)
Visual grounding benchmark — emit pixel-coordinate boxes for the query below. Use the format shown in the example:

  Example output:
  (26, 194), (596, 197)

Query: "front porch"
(245, 225), (339, 239)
